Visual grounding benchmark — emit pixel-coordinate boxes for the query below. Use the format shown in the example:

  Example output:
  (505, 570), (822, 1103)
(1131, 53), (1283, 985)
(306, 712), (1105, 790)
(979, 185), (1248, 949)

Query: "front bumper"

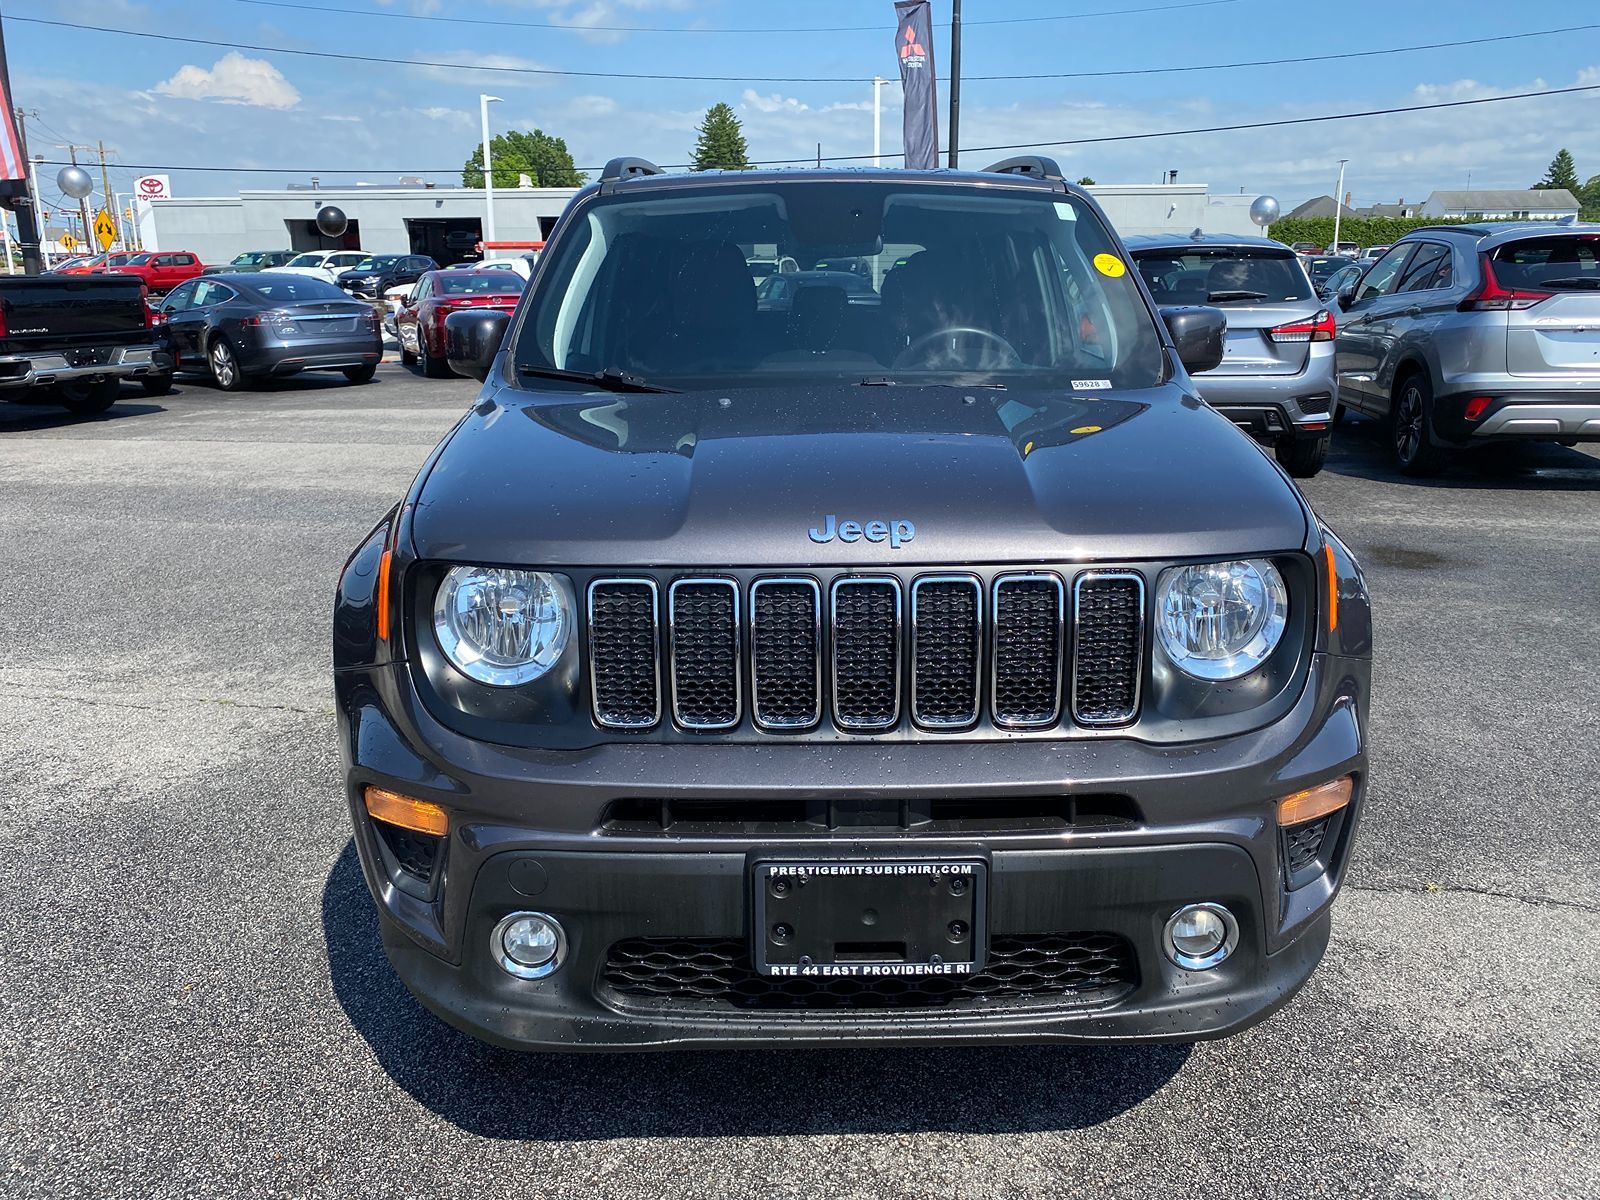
(0, 344), (161, 389)
(337, 648), (1369, 1051)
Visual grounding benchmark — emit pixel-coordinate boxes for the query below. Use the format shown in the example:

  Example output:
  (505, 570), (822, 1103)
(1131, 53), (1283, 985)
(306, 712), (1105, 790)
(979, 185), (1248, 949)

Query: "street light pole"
(479, 94), (502, 248)
(28, 154), (50, 269)
(947, 0), (962, 167)
(1331, 158), (1348, 254)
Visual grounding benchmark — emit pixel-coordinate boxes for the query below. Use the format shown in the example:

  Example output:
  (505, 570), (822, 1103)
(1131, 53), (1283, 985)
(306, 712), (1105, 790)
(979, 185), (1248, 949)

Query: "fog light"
(1163, 903), (1239, 971)
(492, 912), (566, 980)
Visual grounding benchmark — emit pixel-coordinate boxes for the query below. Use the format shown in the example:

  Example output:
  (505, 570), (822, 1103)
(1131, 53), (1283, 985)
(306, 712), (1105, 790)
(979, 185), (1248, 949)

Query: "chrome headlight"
(1155, 559), (1288, 680)
(433, 566), (572, 686)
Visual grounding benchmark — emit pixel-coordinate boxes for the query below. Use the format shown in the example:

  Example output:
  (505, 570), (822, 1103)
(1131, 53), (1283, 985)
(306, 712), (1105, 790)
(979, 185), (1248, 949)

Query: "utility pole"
(872, 77), (888, 168)
(947, 0), (962, 167)
(97, 139), (114, 248)
(12, 104), (44, 273)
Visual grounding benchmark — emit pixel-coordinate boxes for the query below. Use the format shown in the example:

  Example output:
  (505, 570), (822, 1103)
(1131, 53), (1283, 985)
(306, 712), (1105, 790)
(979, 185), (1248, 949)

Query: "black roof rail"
(982, 156), (1068, 187)
(599, 157), (665, 193)
(1403, 224), (1493, 238)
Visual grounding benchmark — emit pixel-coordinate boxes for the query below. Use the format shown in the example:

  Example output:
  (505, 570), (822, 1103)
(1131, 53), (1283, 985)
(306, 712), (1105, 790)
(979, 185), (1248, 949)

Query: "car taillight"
(1460, 253), (1552, 311)
(1267, 310), (1336, 343)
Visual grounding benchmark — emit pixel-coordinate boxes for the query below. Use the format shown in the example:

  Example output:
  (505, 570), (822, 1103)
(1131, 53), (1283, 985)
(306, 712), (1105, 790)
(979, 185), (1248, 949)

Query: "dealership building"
(136, 179), (1272, 265)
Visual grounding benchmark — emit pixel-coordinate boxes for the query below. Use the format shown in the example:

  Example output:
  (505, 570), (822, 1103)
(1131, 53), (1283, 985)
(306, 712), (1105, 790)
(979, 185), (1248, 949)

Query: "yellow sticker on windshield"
(1093, 253), (1126, 278)
(1071, 425), (1103, 435)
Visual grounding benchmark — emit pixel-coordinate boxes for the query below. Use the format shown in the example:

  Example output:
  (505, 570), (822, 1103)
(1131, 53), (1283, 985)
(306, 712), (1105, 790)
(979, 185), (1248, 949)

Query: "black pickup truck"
(0, 274), (169, 414)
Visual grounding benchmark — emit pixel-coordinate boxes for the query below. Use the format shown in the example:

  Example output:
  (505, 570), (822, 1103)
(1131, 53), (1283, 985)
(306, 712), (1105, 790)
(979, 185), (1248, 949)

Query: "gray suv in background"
(1331, 222), (1600, 474)
(1128, 234), (1336, 477)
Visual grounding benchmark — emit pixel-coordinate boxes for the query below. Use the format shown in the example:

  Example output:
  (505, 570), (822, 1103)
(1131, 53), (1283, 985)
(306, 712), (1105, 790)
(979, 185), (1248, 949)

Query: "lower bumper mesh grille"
(602, 932), (1138, 1011)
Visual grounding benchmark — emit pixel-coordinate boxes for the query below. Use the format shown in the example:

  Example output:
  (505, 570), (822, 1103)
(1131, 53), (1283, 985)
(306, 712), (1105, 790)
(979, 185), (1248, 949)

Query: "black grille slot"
(831, 579), (901, 730)
(1283, 814), (1336, 889)
(668, 580), (740, 730)
(375, 823), (440, 883)
(588, 580), (660, 729)
(911, 577), (981, 728)
(750, 579), (821, 729)
(1071, 573), (1144, 725)
(992, 575), (1064, 728)
(603, 933), (1138, 1011)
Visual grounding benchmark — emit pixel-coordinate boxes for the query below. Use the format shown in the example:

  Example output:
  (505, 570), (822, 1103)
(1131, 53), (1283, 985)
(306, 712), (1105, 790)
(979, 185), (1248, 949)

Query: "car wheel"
(1392, 373), (1444, 476)
(343, 364), (377, 384)
(207, 337), (249, 392)
(1275, 433), (1330, 479)
(54, 376), (120, 415)
(140, 373), (174, 396)
(417, 327), (449, 378)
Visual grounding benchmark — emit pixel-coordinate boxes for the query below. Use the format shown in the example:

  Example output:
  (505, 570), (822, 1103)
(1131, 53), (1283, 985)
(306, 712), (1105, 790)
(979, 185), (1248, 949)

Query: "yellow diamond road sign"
(59, 232), (78, 253)
(94, 208), (119, 251)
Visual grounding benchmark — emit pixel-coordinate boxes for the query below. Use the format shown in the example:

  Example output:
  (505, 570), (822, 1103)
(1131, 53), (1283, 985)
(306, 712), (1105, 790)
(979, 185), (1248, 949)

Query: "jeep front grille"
(586, 569), (1146, 734)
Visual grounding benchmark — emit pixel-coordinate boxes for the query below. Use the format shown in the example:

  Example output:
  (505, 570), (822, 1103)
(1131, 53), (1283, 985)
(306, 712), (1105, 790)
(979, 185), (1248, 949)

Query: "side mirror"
(1336, 284), (1358, 311)
(1160, 305), (1226, 375)
(445, 308), (510, 383)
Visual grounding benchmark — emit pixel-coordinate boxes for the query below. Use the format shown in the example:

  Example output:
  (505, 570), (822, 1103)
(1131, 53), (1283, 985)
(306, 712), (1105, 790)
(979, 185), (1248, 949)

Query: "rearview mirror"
(1159, 305), (1226, 375)
(445, 308), (510, 383)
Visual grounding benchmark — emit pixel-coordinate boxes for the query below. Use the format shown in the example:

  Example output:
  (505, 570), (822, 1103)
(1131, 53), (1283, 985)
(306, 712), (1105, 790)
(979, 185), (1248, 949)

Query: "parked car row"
(1132, 221), (1600, 477)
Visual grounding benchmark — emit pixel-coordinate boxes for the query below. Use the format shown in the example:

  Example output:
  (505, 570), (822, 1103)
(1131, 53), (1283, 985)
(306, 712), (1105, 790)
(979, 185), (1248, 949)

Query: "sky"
(6, 0), (1600, 217)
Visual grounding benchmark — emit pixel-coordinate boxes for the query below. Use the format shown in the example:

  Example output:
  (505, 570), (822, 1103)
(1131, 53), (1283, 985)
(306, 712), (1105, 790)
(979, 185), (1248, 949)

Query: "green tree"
(691, 102), (751, 171)
(462, 128), (586, 188)
(1534, 148), (1580, 193)
(1077, 176), (1097, 186)
(1580, 174), (1600, 208)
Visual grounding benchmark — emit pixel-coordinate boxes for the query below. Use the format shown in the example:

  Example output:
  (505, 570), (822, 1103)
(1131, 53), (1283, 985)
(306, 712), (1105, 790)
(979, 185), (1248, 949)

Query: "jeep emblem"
(808, 515), (915, 549)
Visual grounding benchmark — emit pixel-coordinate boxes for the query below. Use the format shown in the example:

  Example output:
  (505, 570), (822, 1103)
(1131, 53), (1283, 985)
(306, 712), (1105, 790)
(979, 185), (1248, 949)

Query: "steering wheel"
(892, 326), (1022, 371)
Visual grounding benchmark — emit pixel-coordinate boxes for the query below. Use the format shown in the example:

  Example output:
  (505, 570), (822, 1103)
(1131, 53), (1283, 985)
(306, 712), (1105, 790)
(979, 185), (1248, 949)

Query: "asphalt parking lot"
(2, 366), (1597, 1199)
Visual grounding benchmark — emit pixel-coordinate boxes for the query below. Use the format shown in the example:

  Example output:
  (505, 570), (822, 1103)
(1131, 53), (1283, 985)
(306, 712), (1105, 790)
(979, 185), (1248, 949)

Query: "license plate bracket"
(751, 859), (986, 978)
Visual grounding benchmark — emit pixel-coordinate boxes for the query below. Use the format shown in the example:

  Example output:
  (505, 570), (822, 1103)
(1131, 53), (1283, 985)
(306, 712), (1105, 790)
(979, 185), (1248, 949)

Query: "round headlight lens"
(1156, 559), (1287, 680)
(433, 566), (571, 686)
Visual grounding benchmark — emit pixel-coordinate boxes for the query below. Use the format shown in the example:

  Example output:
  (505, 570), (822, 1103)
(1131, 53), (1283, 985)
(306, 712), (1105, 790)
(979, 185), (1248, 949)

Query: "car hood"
(410, 383), (1310, 567)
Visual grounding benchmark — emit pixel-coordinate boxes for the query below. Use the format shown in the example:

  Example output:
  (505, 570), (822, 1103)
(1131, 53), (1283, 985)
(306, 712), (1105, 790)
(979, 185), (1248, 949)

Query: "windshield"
(439, 271), (525, 295)
(1305, 256), (1354, 282)
(286, 253), (325, 268)
(231, 252), (269, 265)
(1492, 235), (1600, 289)
(515, 181), (1163, 390)
(1134, 247), (1313, 305)
(245, 276), (349, 302)
(352, 255), (401, 272)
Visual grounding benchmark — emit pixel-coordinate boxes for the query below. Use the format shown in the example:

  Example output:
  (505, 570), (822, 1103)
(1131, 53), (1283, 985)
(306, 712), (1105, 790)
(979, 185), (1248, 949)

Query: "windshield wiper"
(1537, 276), (1600, 290)
(1205, 290), (1270, 302)
(516, 365), (678, 393)
(858, 376), (1006, 389)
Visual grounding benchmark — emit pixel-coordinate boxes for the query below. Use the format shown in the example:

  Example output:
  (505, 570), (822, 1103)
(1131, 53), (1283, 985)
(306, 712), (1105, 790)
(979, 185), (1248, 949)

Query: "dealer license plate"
(751, 859), (986, 978)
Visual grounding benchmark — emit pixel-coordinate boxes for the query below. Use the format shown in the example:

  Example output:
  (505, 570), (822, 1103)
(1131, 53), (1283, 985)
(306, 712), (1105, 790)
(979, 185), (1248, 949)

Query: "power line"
(226, 0), (1239, 34)
(14, 14), (1596, 87)
(34, 81), (1600, 178)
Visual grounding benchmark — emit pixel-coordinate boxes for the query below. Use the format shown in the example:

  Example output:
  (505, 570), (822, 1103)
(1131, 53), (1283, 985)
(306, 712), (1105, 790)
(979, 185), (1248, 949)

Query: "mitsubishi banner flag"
(894, 1), (939, 170)
(0, 18), (29, 201)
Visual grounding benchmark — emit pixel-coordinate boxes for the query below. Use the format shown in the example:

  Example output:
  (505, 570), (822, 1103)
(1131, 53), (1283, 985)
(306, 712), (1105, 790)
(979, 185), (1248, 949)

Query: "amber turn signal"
(364, 786), (448, 837)
(1322, 542), (1338, 634)
(375, 549), (393, 642)
(1277, 775), (1353, 827)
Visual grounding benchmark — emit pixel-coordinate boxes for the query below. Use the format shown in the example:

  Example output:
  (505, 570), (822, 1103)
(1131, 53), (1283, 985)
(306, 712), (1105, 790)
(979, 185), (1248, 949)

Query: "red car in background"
(395, 269), (525, 377)
(110, 250), (206, 295)
(54, 251), (145, 275)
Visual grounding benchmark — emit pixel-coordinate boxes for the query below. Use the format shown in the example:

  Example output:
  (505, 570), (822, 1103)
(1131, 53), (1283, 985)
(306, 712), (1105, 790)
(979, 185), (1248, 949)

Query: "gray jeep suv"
(1332, 221), (1600, 474)
(1128, 233), (1337, 478)
(334, 157), (1371, 1052)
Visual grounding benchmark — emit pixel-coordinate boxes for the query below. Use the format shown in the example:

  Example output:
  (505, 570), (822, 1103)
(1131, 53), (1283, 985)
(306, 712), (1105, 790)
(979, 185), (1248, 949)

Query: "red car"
(395, 269), (525, 377)
(110, 250), (206, 295)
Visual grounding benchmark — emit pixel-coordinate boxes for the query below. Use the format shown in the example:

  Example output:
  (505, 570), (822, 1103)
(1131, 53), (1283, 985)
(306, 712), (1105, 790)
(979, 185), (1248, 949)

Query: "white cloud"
(405, 51), (558, 90)
(153, 54), (300, 109)
(742, 90), (809, 115)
